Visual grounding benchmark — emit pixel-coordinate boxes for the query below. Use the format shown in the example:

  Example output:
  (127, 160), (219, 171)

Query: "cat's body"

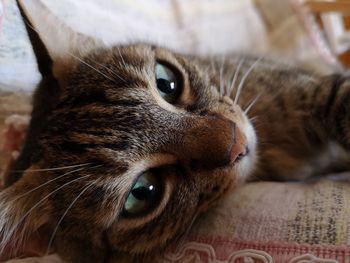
(1, 1), (350, 263)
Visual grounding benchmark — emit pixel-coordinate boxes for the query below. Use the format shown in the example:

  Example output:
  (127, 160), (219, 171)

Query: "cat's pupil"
(131, 185), (155, 200)
(123, 171), (162, 216)
(156, 78), (175, 94)
(155, 62), (181, 103)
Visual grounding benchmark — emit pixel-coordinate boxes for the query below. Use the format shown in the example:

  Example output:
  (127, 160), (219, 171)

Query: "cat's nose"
(229, 127), (249, 165)
(178, 116), (248, 170)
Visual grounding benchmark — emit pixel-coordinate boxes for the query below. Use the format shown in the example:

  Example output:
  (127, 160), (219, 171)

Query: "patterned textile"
(162, 180), (350, 262)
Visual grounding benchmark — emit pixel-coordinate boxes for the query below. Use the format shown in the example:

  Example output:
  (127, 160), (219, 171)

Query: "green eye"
(123, 170), (162, 216)
(155, 62), (182, 103)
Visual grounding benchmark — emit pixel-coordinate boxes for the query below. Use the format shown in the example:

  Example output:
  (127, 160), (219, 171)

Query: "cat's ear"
(16, 0), (104, 79)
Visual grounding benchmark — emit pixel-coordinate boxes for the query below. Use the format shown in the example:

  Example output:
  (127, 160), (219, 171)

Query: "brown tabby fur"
(1, 1), (350, 263)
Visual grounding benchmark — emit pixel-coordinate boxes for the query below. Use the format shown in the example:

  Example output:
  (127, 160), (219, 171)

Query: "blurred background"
(1, 0), (350, 93)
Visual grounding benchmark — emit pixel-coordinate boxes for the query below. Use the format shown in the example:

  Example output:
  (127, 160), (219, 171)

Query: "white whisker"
(219, 57), (225, 96)
(91, 59), (126, 82)
(234, 56), (264, 105)
(13, 165), (102, 201)
(22, 20), (125, 84)
(66, 52), (115, 82)
(10, 163), (92, 173)
(1, 174), (92, 256)
(228, 59), (244, 97)
(116, 47), (127, 69)
(219, 67), (224, 96)
(45, 180), (97, 255)
(249, 116), (259, 123)
(244, 93), (262, 115)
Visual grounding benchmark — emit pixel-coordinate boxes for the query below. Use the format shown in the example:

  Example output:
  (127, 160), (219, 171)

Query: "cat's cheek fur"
(0, 166), (52, 259)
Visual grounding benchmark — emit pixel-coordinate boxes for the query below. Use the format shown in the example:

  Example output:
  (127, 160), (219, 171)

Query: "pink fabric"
(163, 236), (350, 262)
(160, 180), (350, 262)
(290, 0), (342, 69)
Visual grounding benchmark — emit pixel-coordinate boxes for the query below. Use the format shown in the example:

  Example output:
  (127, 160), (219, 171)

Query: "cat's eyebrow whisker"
(9, 163), (92, 173)
(244, 92), (262, 115)
(1, 173), (93, 257)
(65, 51), (116, 83)
(227, 59), (244, 97)
(234, 56), (264, 105)
(21, 19), (123, 84)
(89, 58), (126, 82)
(45, 179), (97, 255)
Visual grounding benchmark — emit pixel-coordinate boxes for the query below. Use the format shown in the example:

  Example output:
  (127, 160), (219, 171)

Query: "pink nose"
(229, 126), (248, 164)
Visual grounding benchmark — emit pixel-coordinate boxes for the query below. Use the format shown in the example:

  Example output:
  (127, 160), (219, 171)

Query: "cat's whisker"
(173, 212), (199, 251)
(249, 116), (259, 123)
(1, 174), (93, 256)
(116, 47), (127, 69)
(21, 19), (123, 84)
(9, 163), (92, 173)
(65, 52), (115, 82)
(45, 179), (97, 255)
(234, 56), (264, 105)
(13, 165), (102, 202)
(219, 57), (225, 96)
(219, 67), (224, 96)
(227, 59), (244, 97)
(210, 56), (216, 72)
(90, 58), (126, 82)
(224, 75), (232, 97)
(244, 92), (262, 115)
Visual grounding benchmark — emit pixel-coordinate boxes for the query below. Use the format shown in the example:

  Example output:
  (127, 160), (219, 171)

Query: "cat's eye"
(123, 170), (163, 216)
(155, 62), (182, 103)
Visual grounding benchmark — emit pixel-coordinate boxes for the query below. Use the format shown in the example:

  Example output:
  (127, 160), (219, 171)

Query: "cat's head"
(0, 1), (257, 262)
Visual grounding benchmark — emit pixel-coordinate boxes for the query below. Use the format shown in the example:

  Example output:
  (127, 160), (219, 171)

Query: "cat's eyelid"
(116, 154), (177, 228)
(149, 78), (186, 114)
(153, 50), (195, 106)
(119, 153), (177, 189)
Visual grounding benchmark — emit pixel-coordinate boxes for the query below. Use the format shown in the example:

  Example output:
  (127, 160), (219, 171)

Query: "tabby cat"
(1, 1), (350, 263)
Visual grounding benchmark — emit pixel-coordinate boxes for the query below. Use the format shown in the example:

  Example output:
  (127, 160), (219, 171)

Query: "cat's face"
(2, 44), (257, 262)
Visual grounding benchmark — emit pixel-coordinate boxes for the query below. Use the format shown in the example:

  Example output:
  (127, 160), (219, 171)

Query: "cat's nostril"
(231, 145), (249, 164)
(236, 146), (249, 161)
(229, 126), (248, 164)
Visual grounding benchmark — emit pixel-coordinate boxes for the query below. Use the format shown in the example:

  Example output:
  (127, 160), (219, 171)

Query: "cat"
(1, 1), (350, 262)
